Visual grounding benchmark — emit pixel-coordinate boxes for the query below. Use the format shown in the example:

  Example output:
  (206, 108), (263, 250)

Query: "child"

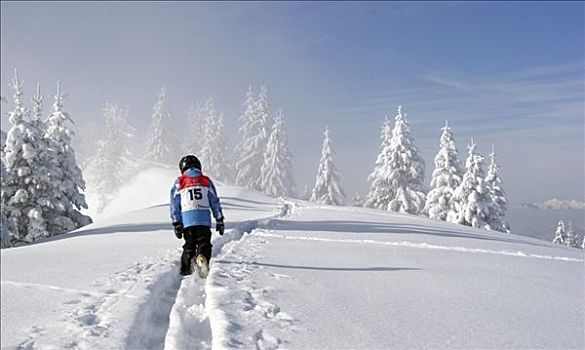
(170, 155), (225, 277)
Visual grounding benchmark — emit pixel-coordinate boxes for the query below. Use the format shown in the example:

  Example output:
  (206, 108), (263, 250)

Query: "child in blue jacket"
(170, 155), (224, 277)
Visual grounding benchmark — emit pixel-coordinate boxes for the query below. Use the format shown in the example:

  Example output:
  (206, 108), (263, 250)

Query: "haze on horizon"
(1, 1), (583, 205)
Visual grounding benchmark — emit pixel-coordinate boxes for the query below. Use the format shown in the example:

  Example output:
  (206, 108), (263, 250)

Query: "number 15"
(188, 188), (202, 200)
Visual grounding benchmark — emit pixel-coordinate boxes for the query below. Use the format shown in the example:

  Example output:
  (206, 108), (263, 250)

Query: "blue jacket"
(170, 168), (223, 228)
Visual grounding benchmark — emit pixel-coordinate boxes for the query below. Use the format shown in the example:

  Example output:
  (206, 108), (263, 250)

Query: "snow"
(2, 167), (583, 349)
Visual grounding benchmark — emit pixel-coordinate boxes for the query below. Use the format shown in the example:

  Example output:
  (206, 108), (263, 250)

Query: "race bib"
(180, 186), (210, 211)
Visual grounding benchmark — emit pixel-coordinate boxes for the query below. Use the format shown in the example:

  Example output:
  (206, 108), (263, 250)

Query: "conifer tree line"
(1, 77), (300, 245)
(86, 84), (297, 214)
(362, 105), (511, 233)
(1, 70), (91, 247)
(4, 71), (569, 246)
(552, 220), (584, 249)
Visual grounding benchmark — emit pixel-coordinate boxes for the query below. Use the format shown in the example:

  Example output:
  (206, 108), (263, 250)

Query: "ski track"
(62, 250), (181, 350)
(205, 232), (298, 349)
(163, 200), (293, 350)
(252, 231), (584, 263)
(0, 281), (123, 299)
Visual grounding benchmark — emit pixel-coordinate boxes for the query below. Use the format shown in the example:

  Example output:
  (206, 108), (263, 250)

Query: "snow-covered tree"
(198, 98), (234, 183)
(424, 121), (462, 221)
(365, 106), (426, 214)
(30, 83), (64, 234)
(186, 102), (206, 155)
(235, 85), (271, 190)
(365, 116), (393, 209)
(552, 220), (567, 245)
(300, 184), (311, 200)
(44, 82), (92, 233)
(144, 86), (179, 164)
(565, 222), (578, 248)
(1, 152), (12, 248)
(310, 127), (345, 205)
(260, 109), (295, 197)
(1, 70), (54, 243)
(451, 139), (491, 229)
(91, 102), (135, 212)
(1, 91), (11, 247)
(484, 145), (510, 233)
(351, 192), (364, 207)
(1, 130), (6, 155)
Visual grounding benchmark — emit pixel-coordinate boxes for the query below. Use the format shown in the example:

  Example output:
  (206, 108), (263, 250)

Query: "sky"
(1, 1), (584, 204)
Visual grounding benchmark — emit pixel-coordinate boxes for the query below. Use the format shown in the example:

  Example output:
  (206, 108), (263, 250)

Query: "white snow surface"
(2, 167), (584, 349)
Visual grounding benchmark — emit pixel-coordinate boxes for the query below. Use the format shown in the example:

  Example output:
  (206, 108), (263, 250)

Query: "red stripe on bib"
(179, 174), (210, 190)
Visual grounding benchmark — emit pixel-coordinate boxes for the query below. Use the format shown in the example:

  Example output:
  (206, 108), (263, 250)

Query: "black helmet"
(179, 155), (201, 173)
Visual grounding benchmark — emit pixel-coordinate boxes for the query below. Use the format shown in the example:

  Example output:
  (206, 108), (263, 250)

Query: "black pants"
(181, 226), (213, 275)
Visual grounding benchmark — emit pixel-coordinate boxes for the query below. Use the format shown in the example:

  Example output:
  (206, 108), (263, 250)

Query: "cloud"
(310, 62), (584, 139)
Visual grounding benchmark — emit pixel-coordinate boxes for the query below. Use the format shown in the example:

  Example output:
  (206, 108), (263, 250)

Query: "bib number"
(180, 186), (209, 210)
(189, 188), (203, 200)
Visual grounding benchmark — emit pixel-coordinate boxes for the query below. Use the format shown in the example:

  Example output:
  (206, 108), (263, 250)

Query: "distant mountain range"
(520, 199), (585, 210)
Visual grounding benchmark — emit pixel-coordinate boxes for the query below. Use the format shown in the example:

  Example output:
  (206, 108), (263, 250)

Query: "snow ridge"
(253, 232), (583, 263)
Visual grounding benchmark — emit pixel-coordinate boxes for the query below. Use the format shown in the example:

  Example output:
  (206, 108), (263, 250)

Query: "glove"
(216, 219), (225, 236)
(173, 223), (183, 239)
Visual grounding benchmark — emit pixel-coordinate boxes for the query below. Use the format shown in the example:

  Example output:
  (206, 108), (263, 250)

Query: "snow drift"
(2, 167), (583, 349)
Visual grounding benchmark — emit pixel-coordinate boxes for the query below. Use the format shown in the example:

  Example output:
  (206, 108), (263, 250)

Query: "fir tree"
(44, 82), (92, 233)
(300, 184), (311, 200)
(145, 86), (179, 164)
(552, 220), (566, 245)
(1, 154), (13, 248)
(424, 121), (462, 221)
(310, 127), (345, 205)
(0, 98), (9, 247)
(484, 145), (510, 233)
(1, 129), (6, 156)
(235, 85), (271, 190)
(91, 102), (135, 212)
(198, 98), (234, 183)
(2, 70), (54, 243)
(452, 139), (491, 228)
(260, 109), (295, 197)
(235, 85), (259, 188)
(365, 106), (426, 214)
(351, 192), (364, 207)
(186, 102), (206, 155)
(31, 83), (64, 234)
(365, 116), (393, 209)
(565, 222), (578, 248)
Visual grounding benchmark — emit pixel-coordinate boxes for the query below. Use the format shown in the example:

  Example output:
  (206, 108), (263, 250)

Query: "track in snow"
(253, 231), (584, 263)
(164, 276), (211, 350)
(125, 263), (183, 349)
(124, 202), (294, 349)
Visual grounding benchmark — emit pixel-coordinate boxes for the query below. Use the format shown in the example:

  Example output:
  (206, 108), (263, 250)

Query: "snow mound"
(97, 165), (177, 219)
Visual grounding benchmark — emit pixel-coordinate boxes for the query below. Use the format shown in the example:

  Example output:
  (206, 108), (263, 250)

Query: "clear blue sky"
(1, 1), (583, 204)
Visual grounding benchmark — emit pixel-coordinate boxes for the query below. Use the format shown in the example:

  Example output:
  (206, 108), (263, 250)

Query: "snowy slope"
(2, 168), (583, 349)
